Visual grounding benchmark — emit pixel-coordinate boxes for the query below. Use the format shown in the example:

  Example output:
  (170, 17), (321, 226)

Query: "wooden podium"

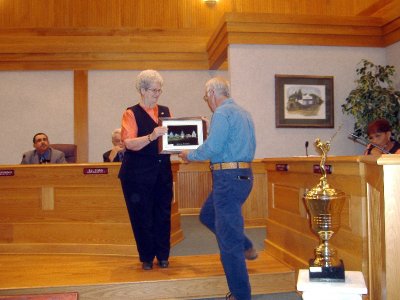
(263, 155), (400, 300)
(0, 162), (183, 256)
(370, 155), (400, 300)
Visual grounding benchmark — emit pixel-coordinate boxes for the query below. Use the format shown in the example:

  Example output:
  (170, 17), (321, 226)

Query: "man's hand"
(178, 150), (190, 163)
(109, 145), (124, 161)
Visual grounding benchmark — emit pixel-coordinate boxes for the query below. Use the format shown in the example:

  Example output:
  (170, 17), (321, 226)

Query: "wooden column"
(376, 155), (400, 300)
(74, 70), (89, 162)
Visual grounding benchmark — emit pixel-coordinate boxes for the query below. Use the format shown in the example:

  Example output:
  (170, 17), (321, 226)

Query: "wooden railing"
(177, 160), (267, 226)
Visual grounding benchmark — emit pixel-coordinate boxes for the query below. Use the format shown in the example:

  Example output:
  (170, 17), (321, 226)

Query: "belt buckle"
(210, 163), (222, 170)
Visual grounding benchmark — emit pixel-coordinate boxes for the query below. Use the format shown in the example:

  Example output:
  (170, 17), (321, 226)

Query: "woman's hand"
(150, 126), (168, 141)
(370, 147), (384, 155)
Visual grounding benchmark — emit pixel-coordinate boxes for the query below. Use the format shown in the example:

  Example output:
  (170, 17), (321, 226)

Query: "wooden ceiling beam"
(0, 12), (398, 70)
(207, 13), (388, 70)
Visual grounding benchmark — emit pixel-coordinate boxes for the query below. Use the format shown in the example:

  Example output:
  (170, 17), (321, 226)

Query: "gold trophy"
(304, 138), (346, 281)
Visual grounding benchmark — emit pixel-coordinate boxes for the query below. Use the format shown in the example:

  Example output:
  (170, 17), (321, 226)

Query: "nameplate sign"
(313, 164), (332, 174)
(275, 164), (289, 171)
(83, 168), (108, 175)
(0, 169), (15, 176)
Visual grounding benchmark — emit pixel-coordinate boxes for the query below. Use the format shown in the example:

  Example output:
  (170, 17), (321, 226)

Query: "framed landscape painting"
(275, 75), (334, 128)
(158, 117), (207, 154)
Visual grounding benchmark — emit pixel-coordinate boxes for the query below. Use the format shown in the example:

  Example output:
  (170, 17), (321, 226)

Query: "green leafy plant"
(342, 59), (400, 140)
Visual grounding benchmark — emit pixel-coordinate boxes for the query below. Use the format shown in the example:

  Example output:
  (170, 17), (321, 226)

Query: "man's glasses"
(203, 89), (213, 102)
(146, 88), (163, 94)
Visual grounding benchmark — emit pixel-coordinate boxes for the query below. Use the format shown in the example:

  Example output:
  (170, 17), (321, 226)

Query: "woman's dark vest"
(118, 104), (171, 181)
(127, 104), (170, 156)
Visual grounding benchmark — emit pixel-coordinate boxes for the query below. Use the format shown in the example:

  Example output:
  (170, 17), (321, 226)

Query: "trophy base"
(308, 259), (345, 282)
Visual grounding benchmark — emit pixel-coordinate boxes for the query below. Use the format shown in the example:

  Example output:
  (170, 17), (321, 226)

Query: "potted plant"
(342, 59), (400, 140)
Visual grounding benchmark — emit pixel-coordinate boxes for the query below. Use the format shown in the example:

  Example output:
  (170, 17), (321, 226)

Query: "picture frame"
(275, 75), (334, 128)
(158, 117), (207, 154)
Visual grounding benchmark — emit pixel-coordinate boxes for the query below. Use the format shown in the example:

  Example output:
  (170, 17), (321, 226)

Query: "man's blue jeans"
(199, 168), (254, 300)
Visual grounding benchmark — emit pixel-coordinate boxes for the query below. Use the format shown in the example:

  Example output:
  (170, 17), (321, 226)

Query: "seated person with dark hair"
(364, 119), (400, 155)
(103, 128), (125, 162)
(21, 133), (67, 164)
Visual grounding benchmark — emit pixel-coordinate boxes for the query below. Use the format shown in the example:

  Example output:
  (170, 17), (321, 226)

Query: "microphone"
(348, 133), (359, 142)
(348, 132), (390, 154)
(305, 141), (309, 157)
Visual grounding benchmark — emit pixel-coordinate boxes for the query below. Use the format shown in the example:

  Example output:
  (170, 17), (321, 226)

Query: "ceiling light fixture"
(204, 0), (217, 6)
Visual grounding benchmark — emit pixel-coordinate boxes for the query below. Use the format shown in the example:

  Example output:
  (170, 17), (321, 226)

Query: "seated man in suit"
(21, 132), (67, 164)
(103, 128), (125, 162)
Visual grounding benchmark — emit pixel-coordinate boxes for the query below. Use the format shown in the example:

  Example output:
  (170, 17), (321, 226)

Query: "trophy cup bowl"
(303, 138), (346, 281)
(304, 186), (346, 281)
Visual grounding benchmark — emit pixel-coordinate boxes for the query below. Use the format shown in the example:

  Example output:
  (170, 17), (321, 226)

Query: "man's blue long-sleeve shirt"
(187, 98), (256, 163)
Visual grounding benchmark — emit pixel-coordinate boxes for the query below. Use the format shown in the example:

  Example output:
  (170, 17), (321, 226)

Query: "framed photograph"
(275, 75), (334, 128)
(158, 117), (207, 154)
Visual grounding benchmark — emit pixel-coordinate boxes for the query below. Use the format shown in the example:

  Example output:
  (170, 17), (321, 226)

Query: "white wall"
(88, 70), (226, 162)
(386, 40), (400, 90)
(0, 71), (73, 164)
(0, 43), (398, 164)
(229, 44), (387, 158)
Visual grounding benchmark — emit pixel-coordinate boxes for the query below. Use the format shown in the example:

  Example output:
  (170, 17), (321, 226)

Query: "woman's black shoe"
(142, 261), (153, 270)
(158, 260), (169, 268)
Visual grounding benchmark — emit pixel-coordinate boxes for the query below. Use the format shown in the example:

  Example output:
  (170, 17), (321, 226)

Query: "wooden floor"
(0, 251), (295, 299)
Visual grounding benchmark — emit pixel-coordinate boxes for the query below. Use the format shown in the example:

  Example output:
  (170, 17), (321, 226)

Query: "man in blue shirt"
(179, 77), (257, 300)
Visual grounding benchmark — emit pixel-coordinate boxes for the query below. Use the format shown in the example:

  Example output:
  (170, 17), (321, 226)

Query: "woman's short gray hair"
(205, 77), (230, 98)
(135, 70), (164, 93)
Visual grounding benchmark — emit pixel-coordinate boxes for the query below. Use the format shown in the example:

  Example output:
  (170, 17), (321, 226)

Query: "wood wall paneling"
(74, 70), (88, 162)
(0, 163), (183, 256)
(263, 157), (368, 282)
(2, 155), (399, 299)
(364, 162), (385, 300)
(0, 1), (398, 70)
(0, 0), (384, 29)
(206, 12), (385, 69)
(383, 15), (400, 45)
(177, 161), (266, 226)
(376, 156), (400, 300)
(0, 28), (211, 70)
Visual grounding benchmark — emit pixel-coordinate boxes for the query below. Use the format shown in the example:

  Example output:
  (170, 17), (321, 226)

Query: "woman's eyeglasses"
(146, 88), (163, 94)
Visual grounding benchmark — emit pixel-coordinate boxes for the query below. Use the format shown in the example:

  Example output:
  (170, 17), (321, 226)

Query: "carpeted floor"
(170, 215), (302, 300)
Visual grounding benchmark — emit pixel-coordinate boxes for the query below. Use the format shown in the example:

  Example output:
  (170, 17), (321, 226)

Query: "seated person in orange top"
(21, 133), (67, 164)
(103, 128), (125, 162)
(364, 119), (400, 155)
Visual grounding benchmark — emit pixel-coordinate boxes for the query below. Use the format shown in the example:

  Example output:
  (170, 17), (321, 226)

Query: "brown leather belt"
(210, 162), (251, 171)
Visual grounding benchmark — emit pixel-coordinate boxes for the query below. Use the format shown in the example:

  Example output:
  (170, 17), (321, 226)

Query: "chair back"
(50, 144), (77, 163)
